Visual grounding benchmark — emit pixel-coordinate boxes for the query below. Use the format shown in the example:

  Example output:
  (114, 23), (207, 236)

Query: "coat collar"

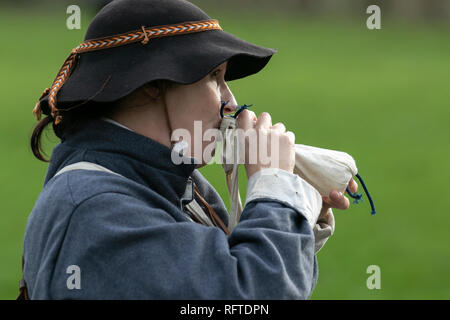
(44, 118), (198, 207)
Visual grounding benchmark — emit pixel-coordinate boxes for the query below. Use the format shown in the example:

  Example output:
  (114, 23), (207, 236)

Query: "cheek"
(210, 87), (223, 115)
(194, 83), (221, 120)
(169, 81), (220, 124)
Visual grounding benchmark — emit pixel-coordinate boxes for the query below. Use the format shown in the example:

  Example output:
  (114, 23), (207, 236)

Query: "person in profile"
(20, 0), (356, 299)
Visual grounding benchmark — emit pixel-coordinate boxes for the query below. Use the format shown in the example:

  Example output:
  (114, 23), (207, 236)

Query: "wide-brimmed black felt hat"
(34, 0), (277, 122)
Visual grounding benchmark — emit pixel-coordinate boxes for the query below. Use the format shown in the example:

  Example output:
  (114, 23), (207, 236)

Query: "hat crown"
(85, 0), (211, 40)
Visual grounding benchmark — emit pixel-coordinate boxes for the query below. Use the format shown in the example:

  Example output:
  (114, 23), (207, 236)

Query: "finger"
(255, 112), (272, 130)
(237, 109), (255, 131)
(321, 200), (331, 212)
(248, 110), (257, 122)
(347, 178), (358, 194)
(324, 190), (350, 210)
(271, 122), (286, 133)
(285, 131), (295, 144)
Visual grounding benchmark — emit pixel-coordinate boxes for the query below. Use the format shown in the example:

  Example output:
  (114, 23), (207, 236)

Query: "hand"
(237, 110), (295, 179)
(322, 178), (358, 211)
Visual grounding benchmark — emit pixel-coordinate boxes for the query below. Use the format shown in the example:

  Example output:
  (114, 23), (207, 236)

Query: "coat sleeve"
(49, 191), (319, 299)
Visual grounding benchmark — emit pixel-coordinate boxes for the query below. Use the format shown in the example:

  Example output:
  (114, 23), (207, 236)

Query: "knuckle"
(237, 112), (250, 124)
(285, 131), (295, 140)
(239, 109), (250, 118)
(259, 127), (269, 135)
(279, 134), (291, 144)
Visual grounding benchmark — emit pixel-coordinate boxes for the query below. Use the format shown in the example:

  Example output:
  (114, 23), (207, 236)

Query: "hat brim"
(39, 29), (276, 114)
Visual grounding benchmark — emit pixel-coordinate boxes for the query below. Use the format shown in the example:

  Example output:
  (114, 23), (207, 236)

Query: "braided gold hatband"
(33, 19), (222, 124)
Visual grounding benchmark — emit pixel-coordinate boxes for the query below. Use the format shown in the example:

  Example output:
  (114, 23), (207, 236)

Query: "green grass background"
(1, 6), (449, 299)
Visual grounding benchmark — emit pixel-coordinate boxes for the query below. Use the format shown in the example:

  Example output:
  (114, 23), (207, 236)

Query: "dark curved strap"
(17, 255), (29, 300)
(193, 185), (230, 236)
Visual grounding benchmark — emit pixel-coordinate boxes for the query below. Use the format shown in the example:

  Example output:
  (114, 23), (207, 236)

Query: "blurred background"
(0, 0), (449, 299)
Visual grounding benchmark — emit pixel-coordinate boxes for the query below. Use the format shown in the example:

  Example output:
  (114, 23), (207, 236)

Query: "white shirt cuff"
(244, 168), (323, 230)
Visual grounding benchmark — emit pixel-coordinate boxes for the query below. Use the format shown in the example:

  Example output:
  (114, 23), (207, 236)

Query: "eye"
(211, 69), (221, 78)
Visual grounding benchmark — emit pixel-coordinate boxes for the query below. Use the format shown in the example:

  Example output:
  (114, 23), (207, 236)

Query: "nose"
(220, 83), (238, 117)
(221, 101), (237, 115)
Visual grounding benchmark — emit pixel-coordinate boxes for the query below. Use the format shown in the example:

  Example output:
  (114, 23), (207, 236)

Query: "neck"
(110, 101), (173, 149)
